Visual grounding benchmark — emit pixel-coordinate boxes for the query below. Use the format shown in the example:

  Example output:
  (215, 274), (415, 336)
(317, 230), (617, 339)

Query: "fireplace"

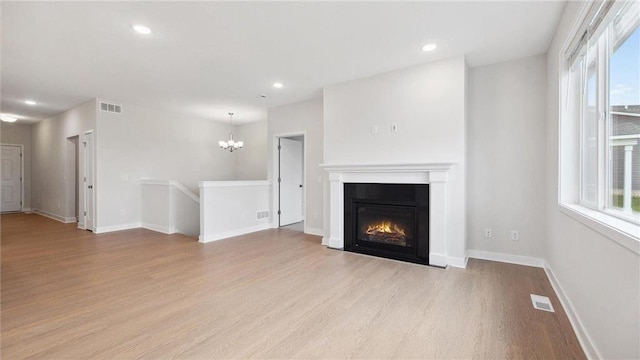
(344, 183), (429, 265)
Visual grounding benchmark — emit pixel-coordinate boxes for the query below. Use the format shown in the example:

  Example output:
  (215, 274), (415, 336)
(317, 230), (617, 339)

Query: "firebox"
(344, 183), (429, 265)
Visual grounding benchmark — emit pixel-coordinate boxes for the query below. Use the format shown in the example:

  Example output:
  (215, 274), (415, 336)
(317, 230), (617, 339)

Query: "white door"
(1, 145), (22, 212)
(84, 132), (95, 231)
(279, 138), (303, 226)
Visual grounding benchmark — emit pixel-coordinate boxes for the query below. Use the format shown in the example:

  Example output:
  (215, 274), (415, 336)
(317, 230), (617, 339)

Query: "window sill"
(559, 204), (640, 255)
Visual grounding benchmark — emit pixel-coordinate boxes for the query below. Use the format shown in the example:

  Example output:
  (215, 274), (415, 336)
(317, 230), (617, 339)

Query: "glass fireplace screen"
(356, 204), (416, 248)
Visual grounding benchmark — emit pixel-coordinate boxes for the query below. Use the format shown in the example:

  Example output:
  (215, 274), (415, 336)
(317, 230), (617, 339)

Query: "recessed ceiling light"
(0, 115), (17, 123)
(422, 43), (437, 52)
(24, 100), (36, 105)
(273, 82), (284, 89)
(133, 25), (152, 35)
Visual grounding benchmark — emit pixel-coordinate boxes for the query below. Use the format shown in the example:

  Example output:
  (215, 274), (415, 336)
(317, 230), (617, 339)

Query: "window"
(563, 0), (640, 228)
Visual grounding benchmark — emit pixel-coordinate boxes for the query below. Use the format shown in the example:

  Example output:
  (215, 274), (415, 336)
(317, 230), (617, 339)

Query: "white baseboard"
(22, 207), (32, 213)
(33, 209), (79, 225)
(33, 209), (66, 223)
(447, 255), (468, 268)
(141, 222), (173, 235)
(467, 249), (545, 268)
(321, 237), (330, 246)
(77, 222), (85, 230)
(173, 228), (199, 238)
(428, 253), (468, 268)
(544, 262), (601, 360)
(94, 223), (141, 234)
(304, 227), (324, 237)
(199, 223), (271, 243)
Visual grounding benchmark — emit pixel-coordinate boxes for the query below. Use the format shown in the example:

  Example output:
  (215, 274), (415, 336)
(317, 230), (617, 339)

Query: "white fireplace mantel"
(321, 162), (456, 267)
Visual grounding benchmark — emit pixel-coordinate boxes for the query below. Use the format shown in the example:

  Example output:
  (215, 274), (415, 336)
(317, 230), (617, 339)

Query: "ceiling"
(1, 1), (566, 124)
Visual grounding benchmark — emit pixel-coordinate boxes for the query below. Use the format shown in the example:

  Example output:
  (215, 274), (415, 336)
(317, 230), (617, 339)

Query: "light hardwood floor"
(1, 213), (585, 359)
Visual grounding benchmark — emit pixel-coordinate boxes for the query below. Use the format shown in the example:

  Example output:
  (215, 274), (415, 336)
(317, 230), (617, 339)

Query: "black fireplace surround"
(344, 183), (429, 265)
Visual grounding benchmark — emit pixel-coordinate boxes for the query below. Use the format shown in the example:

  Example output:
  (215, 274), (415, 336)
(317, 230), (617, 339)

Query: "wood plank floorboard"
(1, 213), (585, 359)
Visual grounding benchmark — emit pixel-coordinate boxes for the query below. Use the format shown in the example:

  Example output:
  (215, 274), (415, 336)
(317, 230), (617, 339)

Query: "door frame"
(82, 130), (96, 232)
(1, 143), (24, 212)
(66, 135), (80, 223)
(271, 131), (306, 230)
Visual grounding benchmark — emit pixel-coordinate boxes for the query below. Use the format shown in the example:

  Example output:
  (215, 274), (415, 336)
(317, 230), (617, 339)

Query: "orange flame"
(366, 221), (406, 236)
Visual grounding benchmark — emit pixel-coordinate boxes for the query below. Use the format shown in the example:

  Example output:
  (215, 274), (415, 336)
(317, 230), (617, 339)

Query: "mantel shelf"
(320, 162), (457, 173)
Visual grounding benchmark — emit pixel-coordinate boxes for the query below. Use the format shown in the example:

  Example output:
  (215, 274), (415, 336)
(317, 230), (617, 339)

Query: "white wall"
(467, 55), (547, 259)
(323, 57), (467, 261)
(95, 101), (241, 231)
(199, 180), (271, 242)
(31, 99), (96, 223)
(1, 122), (32, 210)
(268, 98), (324, 235)
(236, 121), (267, 180)
(140, 180), (200, 236)
(546, 2), (640, 359)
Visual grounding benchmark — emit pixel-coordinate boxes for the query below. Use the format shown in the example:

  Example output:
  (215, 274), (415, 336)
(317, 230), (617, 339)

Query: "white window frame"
(559, 0), (640, 254)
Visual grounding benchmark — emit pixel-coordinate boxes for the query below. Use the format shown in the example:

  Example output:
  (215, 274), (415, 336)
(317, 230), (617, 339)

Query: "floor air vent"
(100, 102), (122, 114)
(530, 294), (555, 312)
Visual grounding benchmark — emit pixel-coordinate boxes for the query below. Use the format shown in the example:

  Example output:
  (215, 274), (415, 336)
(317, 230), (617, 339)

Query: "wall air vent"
(100, 102), (122, 114)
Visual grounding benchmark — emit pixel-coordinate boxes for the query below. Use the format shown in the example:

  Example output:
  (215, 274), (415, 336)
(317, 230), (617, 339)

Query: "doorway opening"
(66, 136), (79, 223)
(277, 134), (305, 232)
(1, 144), (23, 213)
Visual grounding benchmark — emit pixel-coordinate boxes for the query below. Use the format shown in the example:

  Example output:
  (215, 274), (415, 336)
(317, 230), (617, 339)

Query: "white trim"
(559, 204), (640, 255)
(83, 130), (96, 232)
(322, 162), (454, 267)
(428, 254), (468, 268)
(468, 249), (546, 268)
(304, 227), (324, 237)
(142, 222), (173, 234)
(141, 179), (200, 203)
(94, 223), (141, 234)
(199, 180), (271, 188)
(199, 223), (271, 243)
(63, 216), (77, 224)
(320, 162), (456, 173)
(33, 209), (66, 223)
(446, 255), (468, 268)
(77, 221), (85, 229)
(321, 237), (330, 246)
(272, 131), (308, 229)
(1, 143), (25, 212)
(173, 181), (200, 203)
(544, 262), (602, 360)
(140, 179), (173, 186)
(23, 207), (32, 213)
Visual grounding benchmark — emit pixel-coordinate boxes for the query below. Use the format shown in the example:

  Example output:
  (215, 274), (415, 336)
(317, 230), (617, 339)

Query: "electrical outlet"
(484, 228), (492, 238)
(511, 231), (519, 241)
(371, 125), (378, 134)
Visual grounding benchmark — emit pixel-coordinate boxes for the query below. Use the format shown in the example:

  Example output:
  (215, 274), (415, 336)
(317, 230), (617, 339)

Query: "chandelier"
(219, 112), (243, 152)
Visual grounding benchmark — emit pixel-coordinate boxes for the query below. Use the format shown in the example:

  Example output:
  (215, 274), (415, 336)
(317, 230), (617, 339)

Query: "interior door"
(279, 138), (303, 226)
(84, 132), (95, 231)
(1, 145), (22, 212)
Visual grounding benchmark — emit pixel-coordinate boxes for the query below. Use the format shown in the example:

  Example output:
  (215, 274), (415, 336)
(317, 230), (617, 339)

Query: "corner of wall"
(543, 262), (601, 360)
